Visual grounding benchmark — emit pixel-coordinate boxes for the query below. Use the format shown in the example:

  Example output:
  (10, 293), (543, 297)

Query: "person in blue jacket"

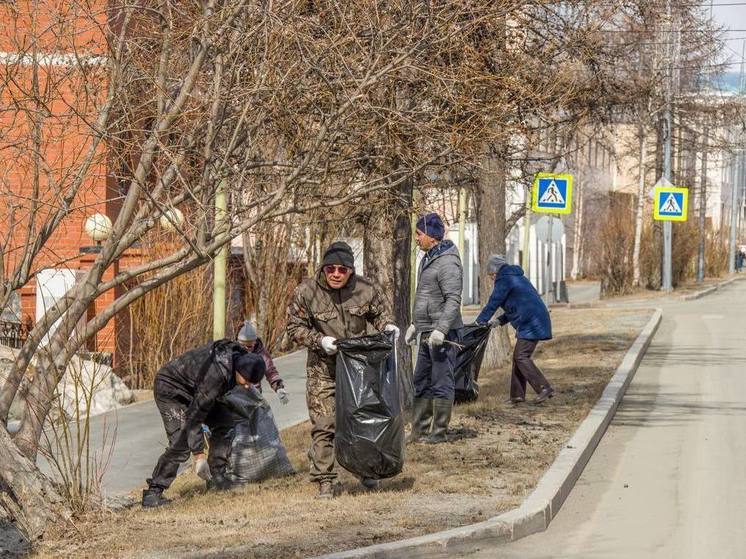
(476, 255), (554, 404)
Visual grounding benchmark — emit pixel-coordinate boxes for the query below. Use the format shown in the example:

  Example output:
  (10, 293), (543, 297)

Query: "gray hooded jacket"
(413, 240), (464, 334)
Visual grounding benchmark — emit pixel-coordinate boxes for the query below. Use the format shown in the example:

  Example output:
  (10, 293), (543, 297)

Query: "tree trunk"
(0, 424), (70, 542)
(649, 119), (665, 289)
(363, 180), (414, 411)
(474, 145), (511, 369)
(632, 123), (647, 287)
(475, 147), (507, 300)
(14, 275), (100, 461)
(14, 350), (66, 461)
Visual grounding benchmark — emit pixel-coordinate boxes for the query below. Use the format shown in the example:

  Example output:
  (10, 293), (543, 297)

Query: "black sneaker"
(206, 473), (234, 492)
(141, 488), (172, 508)
(533, 386), (555, 404)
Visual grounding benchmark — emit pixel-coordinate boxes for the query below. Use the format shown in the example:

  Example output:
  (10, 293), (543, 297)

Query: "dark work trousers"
(147, 392), (233, 491)
(511, 338), (551, 400)
(413, 329), (459, 401)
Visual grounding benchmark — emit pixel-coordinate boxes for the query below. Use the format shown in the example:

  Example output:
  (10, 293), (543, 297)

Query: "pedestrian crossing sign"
(532, 173), (573, 214)
(653, 186), (688, 222)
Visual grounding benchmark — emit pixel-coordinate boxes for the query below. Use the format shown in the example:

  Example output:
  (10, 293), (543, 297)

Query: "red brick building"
(0, 2), (125, 358)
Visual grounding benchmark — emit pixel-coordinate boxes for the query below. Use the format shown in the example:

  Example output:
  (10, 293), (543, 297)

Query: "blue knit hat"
(416, 213), (445, 241)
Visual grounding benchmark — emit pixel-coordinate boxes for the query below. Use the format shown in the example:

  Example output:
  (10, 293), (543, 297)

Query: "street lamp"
(81, 213), (113, 254)
(159, 207), (185, 232)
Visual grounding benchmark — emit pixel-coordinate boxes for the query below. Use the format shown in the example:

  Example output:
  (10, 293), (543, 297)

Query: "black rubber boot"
(406, 398), (433, 444)
(425, 399), (453, 444)
(142, 488), (172, 508)
(360, 478), (380, 490)
(206, 472), (234, 492)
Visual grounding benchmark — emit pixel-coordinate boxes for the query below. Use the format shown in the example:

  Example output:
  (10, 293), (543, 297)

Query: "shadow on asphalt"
(642, 347), (746, 366)
(611, 384), (746, 428)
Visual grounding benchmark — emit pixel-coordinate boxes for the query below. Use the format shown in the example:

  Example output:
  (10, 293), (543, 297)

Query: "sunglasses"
(323, 265), (351, 275)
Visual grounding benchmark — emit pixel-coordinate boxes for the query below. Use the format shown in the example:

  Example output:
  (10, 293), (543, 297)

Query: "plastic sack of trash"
(335, 331), (404, 480)
(453, 323), (492, 404)
(219, 386), (295, 483)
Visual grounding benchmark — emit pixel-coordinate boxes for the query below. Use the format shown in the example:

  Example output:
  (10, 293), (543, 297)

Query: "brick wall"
(1, 1), (123, 360)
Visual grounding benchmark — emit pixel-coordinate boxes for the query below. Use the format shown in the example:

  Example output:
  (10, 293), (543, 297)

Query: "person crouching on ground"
(476, 255), (554, 404)
(237, 320), (289, 406)
(405, 212), (464, 444)
(286, 241), (399, 499)
(142, 340), (266, 508)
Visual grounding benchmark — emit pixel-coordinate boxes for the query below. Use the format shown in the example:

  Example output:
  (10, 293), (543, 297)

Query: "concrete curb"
(680, 275), (745, 301)
(314, 308), (663, 559)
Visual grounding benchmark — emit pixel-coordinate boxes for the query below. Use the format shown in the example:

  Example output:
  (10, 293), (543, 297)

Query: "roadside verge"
(316, 308), (663, 559)
(681, 275), (745, 301)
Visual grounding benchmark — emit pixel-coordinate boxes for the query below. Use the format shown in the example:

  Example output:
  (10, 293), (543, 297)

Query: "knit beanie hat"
(237, 321), (258, 342)
(233, 352), (266, 383)
(322, 241), (355, 269)
(486, 254), (507, 275)
(416, 213), (445, 241)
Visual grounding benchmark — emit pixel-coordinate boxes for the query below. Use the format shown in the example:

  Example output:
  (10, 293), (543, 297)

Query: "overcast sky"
(713, 3), (746, 70)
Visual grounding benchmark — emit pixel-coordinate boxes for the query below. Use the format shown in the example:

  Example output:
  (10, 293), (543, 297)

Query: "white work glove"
(428, 329), (445, 348)
(321, 336), (338, 355)
(277, 388), (289, 405)
(384, 324), (400, 339)
(194, 456), (212, 481)
(405, 324), (417, 345)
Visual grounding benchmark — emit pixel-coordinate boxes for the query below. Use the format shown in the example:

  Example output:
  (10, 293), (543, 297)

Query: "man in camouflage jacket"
(286, 241), (398, 498)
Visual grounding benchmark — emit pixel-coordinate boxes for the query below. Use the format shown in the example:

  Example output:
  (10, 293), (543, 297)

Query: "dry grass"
(598, 272), (739, 303)
(36, 307), (654, 559)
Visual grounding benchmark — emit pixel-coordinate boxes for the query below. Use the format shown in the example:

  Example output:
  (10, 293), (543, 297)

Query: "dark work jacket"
(154, 339), (247, 452)
(476, 265), (552, 341)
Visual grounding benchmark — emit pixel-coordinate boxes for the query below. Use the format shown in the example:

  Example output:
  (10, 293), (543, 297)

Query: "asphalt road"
(464, 279), (746, 559)
(67, 349), (311, 497)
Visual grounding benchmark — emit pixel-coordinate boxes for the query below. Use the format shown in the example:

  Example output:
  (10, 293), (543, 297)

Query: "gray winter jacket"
(413, 240), (463, 334)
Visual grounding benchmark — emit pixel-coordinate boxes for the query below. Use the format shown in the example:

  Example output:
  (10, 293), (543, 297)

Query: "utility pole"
(521, 184), (531, 273)
(729, 152), (738, 273)
(213, 178), (228, 340)
(661, 0), (674, 291)
(697, 123), (708, 283)
(457, 187), (467, 309)
(457, 188), (467, 264)
(729, 41), (745, 273)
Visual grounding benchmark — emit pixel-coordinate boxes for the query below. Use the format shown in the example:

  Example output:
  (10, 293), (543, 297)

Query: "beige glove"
(194, 456), (212, 481)
(384, 324), (400, 339)
(404, 324), (417, 345)
(428, 329), (445, 348)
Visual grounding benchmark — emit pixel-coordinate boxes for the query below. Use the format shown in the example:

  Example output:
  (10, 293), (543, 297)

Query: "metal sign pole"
(661, 0), (674, 291)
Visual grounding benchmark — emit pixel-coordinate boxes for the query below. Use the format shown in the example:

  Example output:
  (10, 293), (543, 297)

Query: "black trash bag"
(335, 331), (404, 480)
(453, 323), (492, 404)
(219, 386), (295, 483)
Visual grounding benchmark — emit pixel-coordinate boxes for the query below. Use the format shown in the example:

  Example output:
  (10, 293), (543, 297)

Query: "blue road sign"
(532, 173), (573, 214)
(653, 187), (688, 222)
